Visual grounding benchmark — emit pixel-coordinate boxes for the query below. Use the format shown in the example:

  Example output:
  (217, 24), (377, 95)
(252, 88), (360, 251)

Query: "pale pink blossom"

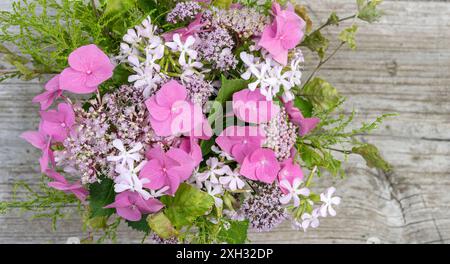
(258, 2), (305, 65)
(279, 178), (310, 207)
(139, 147), (196, 195)
(232, 88), (279, 124)
(319, 187), (341, 217)
(32, 75), (63, 110)
(39, 103), (75, 142)
(215, 126), (266, 163)
(59, 44), (114, 94)
(104, 191), (164, 221)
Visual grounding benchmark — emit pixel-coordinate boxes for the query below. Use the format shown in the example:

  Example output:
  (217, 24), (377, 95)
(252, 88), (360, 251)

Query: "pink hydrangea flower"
(32, 75), (63, 110)
(240, 148), (280, 184)
(39, 103), (75, 142)
(232, 88), (280, 124)
(20, 124), (55, 173)
(140, 147), (196, 195)
(216, 126), (266, 163)
(45, 169), (88, 202)
(258, 2), (305, 65)
(277, 158), (304, 194)
(162, 13), (205, 42)
(104, 191), (164, 221)
(284, 100), (320, 136)
(59, 44), (114, 94)
(145, 80), (208, 137)
(179, 137), (203, 167)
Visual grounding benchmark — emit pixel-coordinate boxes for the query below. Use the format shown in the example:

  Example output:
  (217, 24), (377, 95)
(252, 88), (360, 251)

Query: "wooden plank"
(1, 0), (450, 243)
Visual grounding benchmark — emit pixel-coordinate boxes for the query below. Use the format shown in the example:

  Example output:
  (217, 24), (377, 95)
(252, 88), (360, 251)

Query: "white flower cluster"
(240, 50), (304, 101)
(106, 139), (168, 200)
(165, 34), (205, 81)
(119, 17), (166, 98)
(190, 157), (247, 208)
(286, 186), (341, 232)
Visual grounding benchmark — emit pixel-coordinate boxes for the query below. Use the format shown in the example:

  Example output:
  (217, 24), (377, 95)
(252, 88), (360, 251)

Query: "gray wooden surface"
(1, 0), (449, 244)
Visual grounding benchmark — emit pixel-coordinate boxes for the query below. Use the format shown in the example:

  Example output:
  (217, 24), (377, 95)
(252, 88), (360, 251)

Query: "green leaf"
(126, 216), (151, 233)
(160, 183), (215, 228)
(339, 25), (359, 50)
(103, 0), (136, 17)
(200, 137), (215, 156)
(301, 30), (329, 59)
(147, 212), (178, 239)
(357, 0), (384, 23)
(302, 78), (341, 112)
(298, 144), (323, 168)
(213, 0), (232, 9)
(216, 76), (248, 105)
(89, 178), (115, 217)
(352, 143), (392, 172)
(327, 12), (340, 26)
(294, 97), (313, 118)
(218, 220), (249, 244)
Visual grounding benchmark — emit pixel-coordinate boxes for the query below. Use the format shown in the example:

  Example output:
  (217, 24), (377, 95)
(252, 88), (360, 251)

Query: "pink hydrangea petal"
(32, 91), (55, 110)
(140, 159), (166, 190)
(58, 103), (75, 128)
(155, 80), (187, 107)
(179, 138), (202, 167)
(20, 131), (47, 150)
(85, 69), (113, 87)
(117, 206), (142, 221)
(145, 97), (170, 121)
(136, 198), (164, 214)
(59, 68), (96, 94)
(45, 169), (67, 183)
(299, 117), (320, 136)
(239, 155), (258, 181)
(44, 75), (60, 92)
(68, 44), (107, 72)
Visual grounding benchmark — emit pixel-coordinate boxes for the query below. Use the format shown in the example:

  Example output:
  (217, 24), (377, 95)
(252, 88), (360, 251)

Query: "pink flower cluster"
(216, 87), (319, 194)
(22, 44), (115, 201)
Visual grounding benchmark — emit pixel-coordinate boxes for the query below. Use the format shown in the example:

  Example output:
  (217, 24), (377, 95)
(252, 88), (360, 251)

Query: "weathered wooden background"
(0, 0), (449, 244)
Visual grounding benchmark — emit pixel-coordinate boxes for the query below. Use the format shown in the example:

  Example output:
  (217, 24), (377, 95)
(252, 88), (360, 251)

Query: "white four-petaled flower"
(219, 168), (246, 191)
(114, 161), (151, 200)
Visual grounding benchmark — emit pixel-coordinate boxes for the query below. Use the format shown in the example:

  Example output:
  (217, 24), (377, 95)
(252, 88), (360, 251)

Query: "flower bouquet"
(0, 0), (391, 243)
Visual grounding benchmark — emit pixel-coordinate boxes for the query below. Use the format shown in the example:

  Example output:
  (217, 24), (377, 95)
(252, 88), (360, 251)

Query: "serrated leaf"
(302, 78), (341, 112)
(89, 178), (115, 217)
(147, 212), (178, 239)
(127, 216), (151, 233)
(218, 220), (249, 244)
(339, 25), (359, 50)
(352, 143), (392, 172)
(294, 5), (313, 33)
(294, 97), (313, 118)
(160, 183), (214, 228)
(357, 0), (384, 23)
(301, 30), (329, 59)
(327, 12), (340, 26)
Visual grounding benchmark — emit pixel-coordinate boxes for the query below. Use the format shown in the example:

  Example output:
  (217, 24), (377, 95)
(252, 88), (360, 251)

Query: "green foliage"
(213, 0), (232, 9)
(0, 175), (81, 230)
(147, 212), (178, 239)
(294, 97), (313, 118)
(88, 178), (115, 218)
(301, 30), (329, 59)
(357, 0), (384, 23)
(218, 220), (249, 244)
(160, 183), (215, 228)
(126, 216), (151, 233)
(339, 25), (359, 50)
(352, 143), (392, 172)
(302, 78), (341, 112)
(216, 76), (248, 105)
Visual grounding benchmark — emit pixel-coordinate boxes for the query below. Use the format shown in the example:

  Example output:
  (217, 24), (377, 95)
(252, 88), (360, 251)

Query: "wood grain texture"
(1, 0), (449, 244)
